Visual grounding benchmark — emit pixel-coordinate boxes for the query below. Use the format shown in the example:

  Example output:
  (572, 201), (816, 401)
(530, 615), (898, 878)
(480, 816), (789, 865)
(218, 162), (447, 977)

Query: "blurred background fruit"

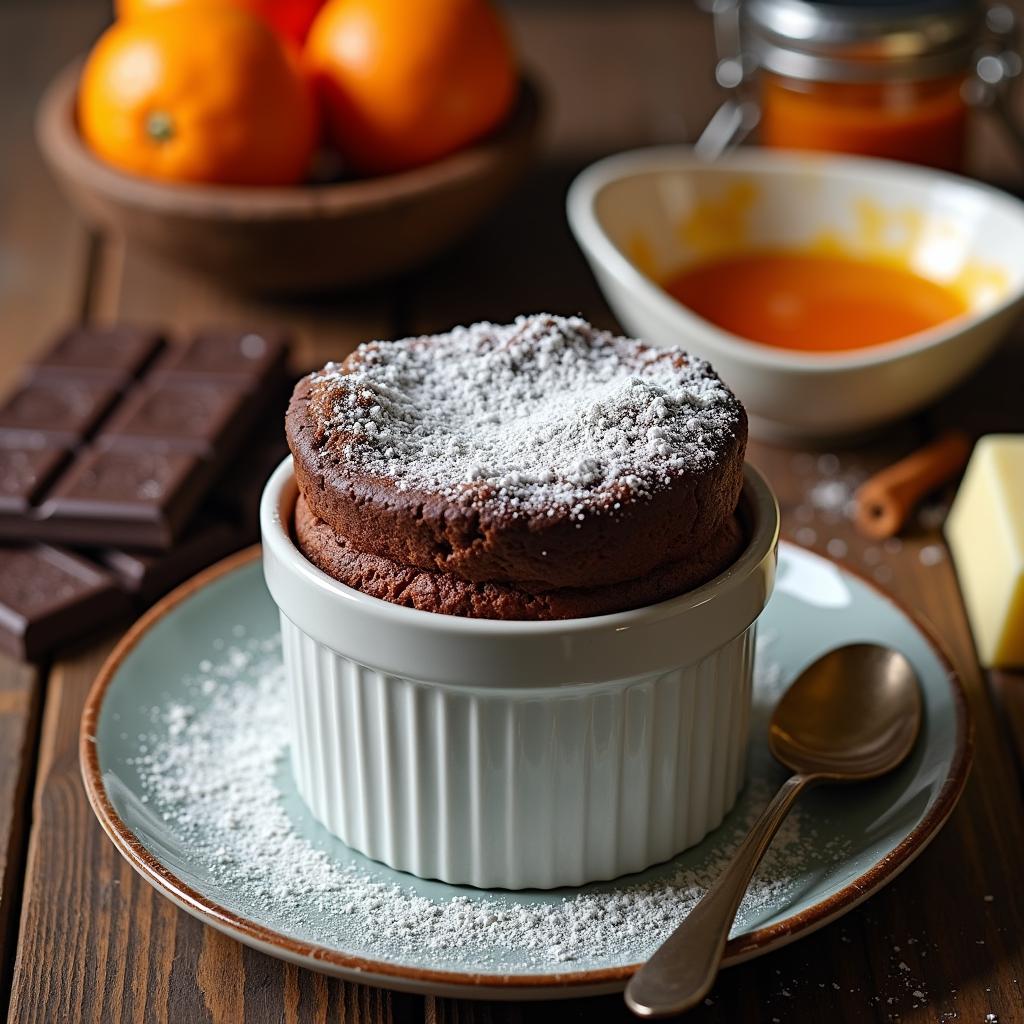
(306, 0), (517, 174)
(78, 6), (317, 185)
(115, 0), (325, 46)
(37, 0), (539, 290)
(40, 61), (540, 291)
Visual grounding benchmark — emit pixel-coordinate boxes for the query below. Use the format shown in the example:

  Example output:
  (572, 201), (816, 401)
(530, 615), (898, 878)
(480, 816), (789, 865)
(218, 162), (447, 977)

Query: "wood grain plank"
(92, 233), (400, 374)
(0, 0), (108, 391)
(511, 3), (718, 157)
(0, 0), (110, 1014)
(9, 642), (119, 1024)
(990, 669), (1024, 778)
(0, 657), (41, 1008)
(403, 161), (616, 336)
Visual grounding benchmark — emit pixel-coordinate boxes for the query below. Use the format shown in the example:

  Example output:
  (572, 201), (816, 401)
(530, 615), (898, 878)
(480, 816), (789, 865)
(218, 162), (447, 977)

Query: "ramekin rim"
(260, 456), (780, 637)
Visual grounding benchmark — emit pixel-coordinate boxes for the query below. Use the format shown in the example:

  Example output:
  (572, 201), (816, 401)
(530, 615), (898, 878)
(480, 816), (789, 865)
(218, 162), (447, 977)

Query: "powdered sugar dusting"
(306, 314), (743, 519)
(126, 631), (847, 974)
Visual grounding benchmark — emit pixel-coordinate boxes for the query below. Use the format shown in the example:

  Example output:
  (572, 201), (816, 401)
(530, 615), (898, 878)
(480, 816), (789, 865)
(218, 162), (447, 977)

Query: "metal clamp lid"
(744, 0), (983, 83)
(694, 0), (1024, 164)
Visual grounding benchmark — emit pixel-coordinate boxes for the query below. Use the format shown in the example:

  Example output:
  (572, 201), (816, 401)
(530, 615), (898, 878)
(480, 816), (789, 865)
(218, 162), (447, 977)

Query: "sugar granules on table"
(129, 631), (845, 971)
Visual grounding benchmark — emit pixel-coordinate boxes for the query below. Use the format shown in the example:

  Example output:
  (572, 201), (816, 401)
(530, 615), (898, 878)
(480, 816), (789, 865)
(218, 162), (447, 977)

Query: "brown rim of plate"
(80, 542), (973, 993)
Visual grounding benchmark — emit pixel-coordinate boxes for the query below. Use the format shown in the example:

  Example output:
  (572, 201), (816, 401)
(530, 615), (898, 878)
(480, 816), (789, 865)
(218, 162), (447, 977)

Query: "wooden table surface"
(2, 2), (1023, 1021)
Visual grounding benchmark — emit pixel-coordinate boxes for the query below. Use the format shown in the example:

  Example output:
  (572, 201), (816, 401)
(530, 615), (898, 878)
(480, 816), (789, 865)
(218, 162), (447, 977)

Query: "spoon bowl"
(770, 643), (923, 780)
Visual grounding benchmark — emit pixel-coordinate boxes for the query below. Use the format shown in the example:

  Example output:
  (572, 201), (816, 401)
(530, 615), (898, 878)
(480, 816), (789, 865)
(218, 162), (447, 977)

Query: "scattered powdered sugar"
(826, 537), (848, 560)
(306, 314), (743, 519)
(800, 468), (866, 526)
(808, 479), (856, 518)
(127, 630), (847, 973)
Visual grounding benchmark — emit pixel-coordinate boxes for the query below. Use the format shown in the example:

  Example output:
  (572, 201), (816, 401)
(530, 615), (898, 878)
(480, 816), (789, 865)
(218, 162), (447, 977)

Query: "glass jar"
(698, 0), (1022, 171)
(760, 73), (969, 170)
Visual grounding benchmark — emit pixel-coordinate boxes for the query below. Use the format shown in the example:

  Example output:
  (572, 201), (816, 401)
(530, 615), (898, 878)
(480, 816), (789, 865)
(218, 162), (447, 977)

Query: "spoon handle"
(624, 773), (816, 1018)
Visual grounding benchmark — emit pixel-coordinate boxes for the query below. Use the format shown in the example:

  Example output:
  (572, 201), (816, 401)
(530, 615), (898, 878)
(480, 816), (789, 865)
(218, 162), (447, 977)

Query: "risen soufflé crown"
(286, 314), (748, 619)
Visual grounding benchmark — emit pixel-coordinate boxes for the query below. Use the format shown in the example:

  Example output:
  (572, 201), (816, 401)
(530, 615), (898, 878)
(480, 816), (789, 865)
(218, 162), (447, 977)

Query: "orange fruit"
(115, 0), (326, 46)
(305, 0), (517, 174)
(80, 7), (317, 185)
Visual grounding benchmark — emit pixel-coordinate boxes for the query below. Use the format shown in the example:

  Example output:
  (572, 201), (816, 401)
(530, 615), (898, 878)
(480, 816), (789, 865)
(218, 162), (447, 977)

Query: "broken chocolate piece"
(0, 545), (129, 659)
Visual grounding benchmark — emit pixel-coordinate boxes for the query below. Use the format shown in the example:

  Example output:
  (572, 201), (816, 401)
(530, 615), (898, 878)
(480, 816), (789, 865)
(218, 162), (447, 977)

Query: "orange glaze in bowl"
(663, 250), (967, 353)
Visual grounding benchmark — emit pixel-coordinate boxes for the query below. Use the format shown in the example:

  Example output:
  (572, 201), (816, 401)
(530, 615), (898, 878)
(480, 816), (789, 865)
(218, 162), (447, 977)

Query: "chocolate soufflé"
(286, 314), (748, 620)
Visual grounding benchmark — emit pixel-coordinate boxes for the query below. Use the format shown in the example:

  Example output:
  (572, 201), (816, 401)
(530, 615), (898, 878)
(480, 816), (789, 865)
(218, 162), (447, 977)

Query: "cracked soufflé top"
(286, 314), (748, 591)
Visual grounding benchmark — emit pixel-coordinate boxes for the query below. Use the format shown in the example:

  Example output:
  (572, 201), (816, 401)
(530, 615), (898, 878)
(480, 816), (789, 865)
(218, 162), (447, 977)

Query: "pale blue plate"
(81, 542), (970, 1000)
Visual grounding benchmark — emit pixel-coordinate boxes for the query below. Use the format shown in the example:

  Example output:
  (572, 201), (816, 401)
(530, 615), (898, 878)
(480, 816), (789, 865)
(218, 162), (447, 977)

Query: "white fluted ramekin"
(261, 459), (779, 889)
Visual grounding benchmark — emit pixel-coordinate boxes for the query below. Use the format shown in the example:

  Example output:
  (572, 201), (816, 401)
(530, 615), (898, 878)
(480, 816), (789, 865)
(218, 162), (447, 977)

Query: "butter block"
(945, 435), (1024, 668)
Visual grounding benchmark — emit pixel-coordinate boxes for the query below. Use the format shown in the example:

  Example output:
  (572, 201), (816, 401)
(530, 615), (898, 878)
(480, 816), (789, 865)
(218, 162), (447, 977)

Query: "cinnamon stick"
(853, 431), (971, 540)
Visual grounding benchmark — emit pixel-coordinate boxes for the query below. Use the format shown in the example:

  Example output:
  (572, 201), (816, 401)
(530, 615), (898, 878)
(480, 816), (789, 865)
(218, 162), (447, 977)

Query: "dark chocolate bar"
(0, 324), (290, 658)
(36, 448), (212, 548)
(0, 325), (288, 549)
(0, 464), (271, 661)
(95, 428), (288, 606)
(0, 327), (292, 659)
(0, 455), (277, 660)
(98, 379), (250, 455)
(0, 512), (252, 661)
(0, 545), (130, 660)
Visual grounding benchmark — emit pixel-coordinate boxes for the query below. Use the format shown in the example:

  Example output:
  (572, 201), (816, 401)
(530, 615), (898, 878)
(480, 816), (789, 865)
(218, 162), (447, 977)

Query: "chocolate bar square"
(0, 447), (70, 515)
(0, 378), (121, 443)
(0, 545), (128, 659)
(98, 380), (250, 456)
(33, 325), (165, 382)
(154, 328), (288, 387)
(39, 448), (210, 547)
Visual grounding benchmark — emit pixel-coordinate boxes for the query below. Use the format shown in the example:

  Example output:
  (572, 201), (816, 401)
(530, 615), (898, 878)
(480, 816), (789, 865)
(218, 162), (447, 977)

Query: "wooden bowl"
(37, 61), (542, 293)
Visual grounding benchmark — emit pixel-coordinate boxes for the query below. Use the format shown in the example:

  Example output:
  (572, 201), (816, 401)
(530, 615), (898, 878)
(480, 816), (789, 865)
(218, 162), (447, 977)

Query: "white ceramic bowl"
(260, 458), (779, 889)
(567, 147), (1024, 440)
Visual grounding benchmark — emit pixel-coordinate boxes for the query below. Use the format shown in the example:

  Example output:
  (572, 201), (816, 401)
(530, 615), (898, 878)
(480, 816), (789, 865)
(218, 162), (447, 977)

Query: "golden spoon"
(624, 643), (923, 1018)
